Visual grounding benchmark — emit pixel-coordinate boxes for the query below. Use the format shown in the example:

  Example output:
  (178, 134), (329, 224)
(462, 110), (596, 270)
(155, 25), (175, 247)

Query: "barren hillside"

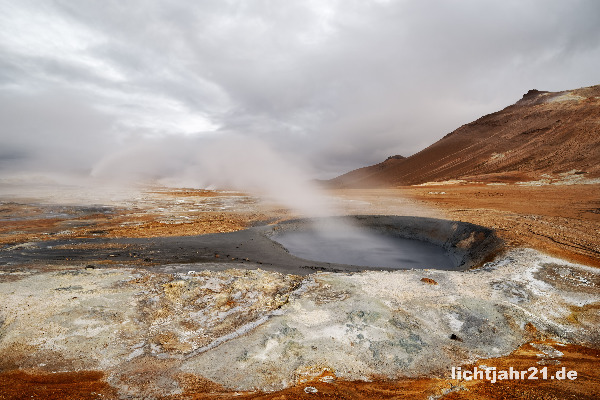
(329, 85), (600, 187)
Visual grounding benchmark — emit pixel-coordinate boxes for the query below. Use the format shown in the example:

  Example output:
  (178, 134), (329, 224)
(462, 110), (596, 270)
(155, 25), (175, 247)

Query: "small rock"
(421, 277), (438, 285)
(450, 333), (463, 341)
(304, 386), (318, 394)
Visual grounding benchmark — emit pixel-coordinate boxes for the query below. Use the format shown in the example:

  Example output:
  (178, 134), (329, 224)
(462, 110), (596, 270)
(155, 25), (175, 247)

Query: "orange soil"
(402, 184), (600, 267)
(99, 212), (272, 238)
(0, 212), (268, 245)
(0, 370), (118, 400)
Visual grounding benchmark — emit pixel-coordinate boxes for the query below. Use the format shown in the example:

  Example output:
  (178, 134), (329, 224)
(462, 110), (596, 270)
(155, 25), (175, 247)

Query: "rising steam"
(90, 133), (333, 217)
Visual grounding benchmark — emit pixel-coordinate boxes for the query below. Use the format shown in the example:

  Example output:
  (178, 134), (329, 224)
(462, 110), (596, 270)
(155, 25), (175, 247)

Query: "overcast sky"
(1, 0), (599, 186)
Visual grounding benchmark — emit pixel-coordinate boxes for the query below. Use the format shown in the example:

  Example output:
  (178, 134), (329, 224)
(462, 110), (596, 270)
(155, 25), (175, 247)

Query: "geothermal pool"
(271, 226), (454, 269)
(264, 215), (504, 272)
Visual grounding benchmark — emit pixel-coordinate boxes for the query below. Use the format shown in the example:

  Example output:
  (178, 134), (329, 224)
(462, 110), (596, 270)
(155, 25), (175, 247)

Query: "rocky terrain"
(0, 187), (599, 399)
(328, 85), (600, 188)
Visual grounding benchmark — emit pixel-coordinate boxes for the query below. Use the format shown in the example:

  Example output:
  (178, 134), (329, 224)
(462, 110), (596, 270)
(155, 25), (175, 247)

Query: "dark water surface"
(272, 227), (454, 270)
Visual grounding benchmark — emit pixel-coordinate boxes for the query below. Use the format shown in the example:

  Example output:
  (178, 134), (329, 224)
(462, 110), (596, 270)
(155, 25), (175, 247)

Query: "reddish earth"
(405, 183), (600, 267)
(328, 85), (600, 188)
(0, 370), (118, 400)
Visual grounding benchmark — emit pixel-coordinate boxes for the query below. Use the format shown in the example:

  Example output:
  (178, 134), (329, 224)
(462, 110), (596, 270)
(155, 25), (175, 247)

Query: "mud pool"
(272, 226), (454, 269)
(265, 216), (504, 272)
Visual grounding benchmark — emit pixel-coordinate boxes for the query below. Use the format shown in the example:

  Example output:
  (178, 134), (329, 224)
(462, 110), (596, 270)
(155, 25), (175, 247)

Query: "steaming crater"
(265, 216), (503, 272)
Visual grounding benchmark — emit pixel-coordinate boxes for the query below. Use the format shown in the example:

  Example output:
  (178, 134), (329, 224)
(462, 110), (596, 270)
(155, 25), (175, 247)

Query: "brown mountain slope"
(329, 85), (600, 187)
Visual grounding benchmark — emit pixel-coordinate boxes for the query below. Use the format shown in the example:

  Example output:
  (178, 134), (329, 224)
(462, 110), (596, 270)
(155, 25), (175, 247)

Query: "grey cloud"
(0, 88), (115, 175)
(1, 0), (599, 186)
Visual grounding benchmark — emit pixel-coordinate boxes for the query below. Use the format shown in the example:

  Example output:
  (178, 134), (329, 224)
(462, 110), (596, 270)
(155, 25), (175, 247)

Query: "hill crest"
(328, 84), (600, 187)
